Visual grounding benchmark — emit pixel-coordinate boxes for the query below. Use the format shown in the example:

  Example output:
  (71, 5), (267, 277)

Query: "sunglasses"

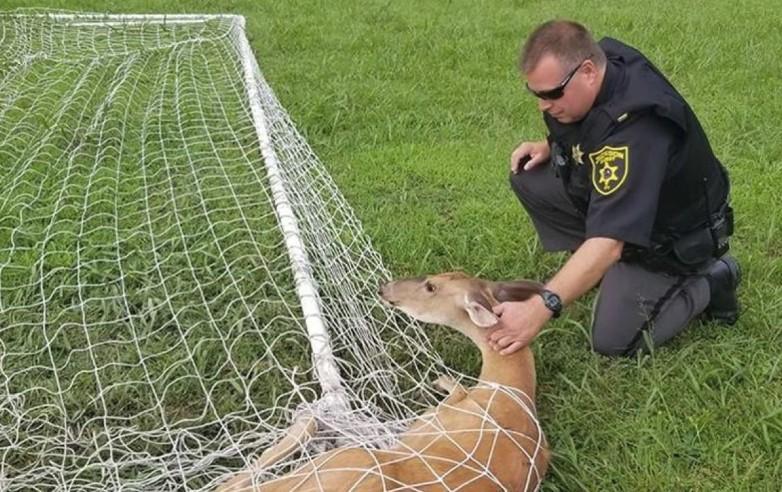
(525, 61), (584, 100)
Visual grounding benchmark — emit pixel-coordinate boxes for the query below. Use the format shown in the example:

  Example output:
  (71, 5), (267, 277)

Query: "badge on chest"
(588, 145), (629, 196)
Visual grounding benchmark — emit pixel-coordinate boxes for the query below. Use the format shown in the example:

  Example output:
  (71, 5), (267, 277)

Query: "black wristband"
(539, 289), (563, 318)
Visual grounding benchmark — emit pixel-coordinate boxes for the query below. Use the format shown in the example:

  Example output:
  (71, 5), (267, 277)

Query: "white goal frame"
(46, 11), (347, 402)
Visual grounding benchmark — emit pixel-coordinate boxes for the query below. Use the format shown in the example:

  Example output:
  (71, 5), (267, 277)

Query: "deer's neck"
(452, 319), (538, 399)
(476, 345), (537, 399)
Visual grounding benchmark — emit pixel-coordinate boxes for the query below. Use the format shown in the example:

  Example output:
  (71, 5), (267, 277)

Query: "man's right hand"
(510, 140), (550, 174)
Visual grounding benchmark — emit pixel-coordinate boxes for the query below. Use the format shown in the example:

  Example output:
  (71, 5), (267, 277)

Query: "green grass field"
(2, 1), (781, 490)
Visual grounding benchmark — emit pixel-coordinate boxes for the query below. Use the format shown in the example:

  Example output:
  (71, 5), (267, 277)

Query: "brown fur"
(217, 272), (549, 491)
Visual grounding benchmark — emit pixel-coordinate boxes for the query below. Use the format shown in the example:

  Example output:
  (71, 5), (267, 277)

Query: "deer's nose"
(378, 283), (397, 305)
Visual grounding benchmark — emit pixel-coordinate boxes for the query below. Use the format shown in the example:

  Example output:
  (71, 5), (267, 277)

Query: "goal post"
(229, 14), (346, 405)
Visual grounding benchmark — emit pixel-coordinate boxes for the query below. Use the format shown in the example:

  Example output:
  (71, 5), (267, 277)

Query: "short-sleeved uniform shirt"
(545, 58), (682, 249)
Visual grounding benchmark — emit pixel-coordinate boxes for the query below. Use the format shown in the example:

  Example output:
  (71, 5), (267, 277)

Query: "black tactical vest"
(547, 37), (730, 237)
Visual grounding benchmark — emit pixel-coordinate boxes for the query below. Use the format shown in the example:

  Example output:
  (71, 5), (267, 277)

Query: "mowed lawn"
(3, 1), (781, 490)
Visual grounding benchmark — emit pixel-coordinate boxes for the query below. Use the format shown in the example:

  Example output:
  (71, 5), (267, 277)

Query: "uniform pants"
(509, 164), (711, 356)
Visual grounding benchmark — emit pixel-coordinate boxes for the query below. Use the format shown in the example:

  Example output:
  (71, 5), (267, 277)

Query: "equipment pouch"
(550, 142), (569, 180)
(710, 204), (733, 258)
(671, 227), (714, 269)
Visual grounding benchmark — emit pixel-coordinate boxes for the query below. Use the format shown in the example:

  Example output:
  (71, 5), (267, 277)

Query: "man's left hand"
(487, 296), (552, 355)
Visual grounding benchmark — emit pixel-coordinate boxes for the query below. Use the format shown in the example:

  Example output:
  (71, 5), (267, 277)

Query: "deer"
(217, 271), (550, 491)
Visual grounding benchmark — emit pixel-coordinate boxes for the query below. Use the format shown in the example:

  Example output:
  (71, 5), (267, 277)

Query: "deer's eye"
(424, 281), (436, 293)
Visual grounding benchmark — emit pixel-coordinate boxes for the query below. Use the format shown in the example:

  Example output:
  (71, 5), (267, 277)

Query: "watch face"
(542, 290), (562, 317)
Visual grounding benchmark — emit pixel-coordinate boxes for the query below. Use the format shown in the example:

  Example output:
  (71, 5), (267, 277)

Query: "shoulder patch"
(588, 145), (629, 196)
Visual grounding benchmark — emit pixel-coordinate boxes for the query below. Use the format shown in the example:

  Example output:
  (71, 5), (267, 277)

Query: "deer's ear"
(463, 293), (498, 328)
(492, 280), (543, 303)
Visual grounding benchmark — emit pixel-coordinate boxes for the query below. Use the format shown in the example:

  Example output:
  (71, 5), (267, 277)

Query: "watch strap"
(539, 289), (562, 318)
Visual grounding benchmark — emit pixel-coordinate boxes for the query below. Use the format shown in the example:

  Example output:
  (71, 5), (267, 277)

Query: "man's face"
(525, 55), (601, 124)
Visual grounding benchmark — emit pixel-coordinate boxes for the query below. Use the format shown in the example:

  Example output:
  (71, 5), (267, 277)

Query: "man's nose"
(537, 98), (552, 112)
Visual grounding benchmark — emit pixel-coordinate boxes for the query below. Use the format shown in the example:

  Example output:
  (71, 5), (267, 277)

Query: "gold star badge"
(571, 144), (584, 165)
(588, 145), (629, 196)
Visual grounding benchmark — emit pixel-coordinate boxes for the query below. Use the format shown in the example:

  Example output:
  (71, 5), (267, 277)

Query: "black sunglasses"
(525, 61), (584, 100)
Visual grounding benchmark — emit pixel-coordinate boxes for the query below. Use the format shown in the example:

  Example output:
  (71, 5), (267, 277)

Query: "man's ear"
(463, 293), (498, 327)
(582, 59), (600, 85)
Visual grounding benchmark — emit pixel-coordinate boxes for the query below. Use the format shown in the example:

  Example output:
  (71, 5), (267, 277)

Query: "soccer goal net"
(0, 10), (542, 491)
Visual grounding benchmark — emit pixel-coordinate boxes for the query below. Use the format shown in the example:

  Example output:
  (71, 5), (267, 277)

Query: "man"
(488, 20), (740, 357)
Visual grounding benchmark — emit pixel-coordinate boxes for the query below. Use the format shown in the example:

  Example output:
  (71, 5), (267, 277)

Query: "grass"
(1, 0), (781, 490)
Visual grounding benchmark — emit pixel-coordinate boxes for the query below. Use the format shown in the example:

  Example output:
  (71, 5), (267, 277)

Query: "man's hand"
(486, 295), (552, 355)
(510, 140), (550, 174)
(486, 238), (623, 356)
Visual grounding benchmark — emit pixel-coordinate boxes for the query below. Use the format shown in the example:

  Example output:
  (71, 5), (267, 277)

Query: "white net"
(0, 10), (544, 491)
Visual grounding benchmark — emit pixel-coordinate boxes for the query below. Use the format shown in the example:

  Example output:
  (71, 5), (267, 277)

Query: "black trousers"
(509, 164), (710, 356)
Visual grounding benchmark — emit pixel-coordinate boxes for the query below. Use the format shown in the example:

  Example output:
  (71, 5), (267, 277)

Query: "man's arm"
(493, 113), (678, 355)
(487, 236), (623, 355)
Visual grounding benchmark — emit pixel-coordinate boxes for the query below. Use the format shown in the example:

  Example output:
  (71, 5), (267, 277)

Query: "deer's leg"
(434, 375), (468, 405)
(216, 414), (317, 492)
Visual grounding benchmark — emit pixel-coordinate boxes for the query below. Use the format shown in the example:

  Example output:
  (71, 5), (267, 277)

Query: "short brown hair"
(519, 20), (606, 74)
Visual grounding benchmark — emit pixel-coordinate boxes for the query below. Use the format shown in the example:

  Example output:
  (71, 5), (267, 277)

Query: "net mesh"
(0, 10), (543, 491)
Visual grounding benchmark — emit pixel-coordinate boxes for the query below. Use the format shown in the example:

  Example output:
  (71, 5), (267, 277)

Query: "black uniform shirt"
(545, 57), (681, 249)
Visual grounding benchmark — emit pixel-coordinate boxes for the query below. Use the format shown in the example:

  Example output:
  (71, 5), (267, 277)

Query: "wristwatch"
(539, 289), (563, 318)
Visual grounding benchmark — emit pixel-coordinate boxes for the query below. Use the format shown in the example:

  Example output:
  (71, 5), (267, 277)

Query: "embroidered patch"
(571, 143), (584, 165)
(588, 145), (629, 196)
